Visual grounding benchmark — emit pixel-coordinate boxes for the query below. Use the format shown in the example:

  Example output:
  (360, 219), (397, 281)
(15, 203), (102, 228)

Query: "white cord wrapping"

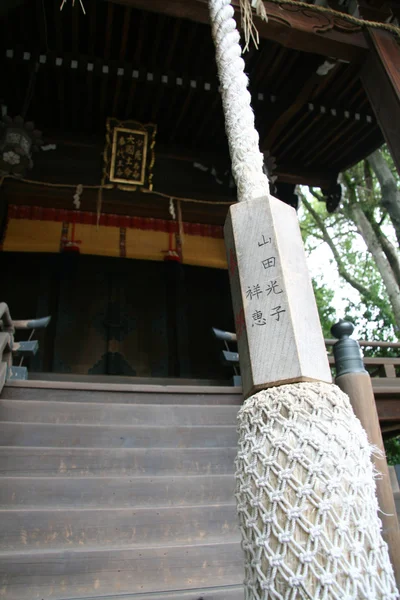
(236, 382), (398, 599)
(209, 0), (270, 202)
(207, 1), (398, 596)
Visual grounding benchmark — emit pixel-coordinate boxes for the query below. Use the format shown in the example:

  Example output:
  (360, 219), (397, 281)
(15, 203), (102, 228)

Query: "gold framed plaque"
(103, 118), (157, 189)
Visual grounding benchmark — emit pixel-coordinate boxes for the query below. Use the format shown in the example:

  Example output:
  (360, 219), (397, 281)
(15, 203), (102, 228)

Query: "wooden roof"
(1, 0), (384, 189)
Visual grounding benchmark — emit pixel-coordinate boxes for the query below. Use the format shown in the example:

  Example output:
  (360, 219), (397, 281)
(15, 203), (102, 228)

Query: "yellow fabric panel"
(75, 224), (120, 258)
(2, 218), (228, 269)
(183, 235), (227, 269)
(125, 228), (169, 262)
(3, 219), (62, 253)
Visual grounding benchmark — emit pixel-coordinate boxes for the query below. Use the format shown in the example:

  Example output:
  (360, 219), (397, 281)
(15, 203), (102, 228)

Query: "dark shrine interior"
(0, 0), (389, 380)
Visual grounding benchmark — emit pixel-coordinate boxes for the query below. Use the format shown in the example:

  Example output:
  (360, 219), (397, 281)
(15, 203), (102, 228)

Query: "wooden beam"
(1, 180), (230, 226)
(262, 71), (324, 149)
(40, 131), (338, 188)
(109, 0), (367, 60)
(275, 165), (338, 188)
(361, 29), (400, 175)
(0, 0), (24, 16)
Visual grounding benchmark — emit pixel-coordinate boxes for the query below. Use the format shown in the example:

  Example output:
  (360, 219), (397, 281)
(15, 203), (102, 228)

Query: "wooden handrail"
(0, 304), (14, 392)
(213, 327), (400, 379)
(214, 327), (400, 349)
(0, 303), (51, 393)
(325, 338), (400, 349)
(12, 316), (51, 330)
(0, 302), (14, 336)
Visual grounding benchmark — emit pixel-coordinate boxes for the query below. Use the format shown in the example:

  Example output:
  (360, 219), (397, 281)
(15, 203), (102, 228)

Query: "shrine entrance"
(0, 251), (234, 381)
(2, 0), (400, 385)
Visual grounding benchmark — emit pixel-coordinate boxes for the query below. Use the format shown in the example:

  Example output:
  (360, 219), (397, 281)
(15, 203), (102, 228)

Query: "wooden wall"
(0, 252), (235, 381)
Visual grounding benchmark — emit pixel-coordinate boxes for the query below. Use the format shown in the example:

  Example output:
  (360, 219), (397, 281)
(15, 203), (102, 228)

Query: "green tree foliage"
(299, 147), (400, 464)
(301, 192), (394, 343)
(311, 278), (337, 339)
(299, 148), (399, 343)
(385, 437), (400, 466)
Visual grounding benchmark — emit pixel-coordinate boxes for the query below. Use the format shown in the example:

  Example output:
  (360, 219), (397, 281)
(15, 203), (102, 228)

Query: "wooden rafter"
(361, 28), (400, 175)
(109, 0), (368, 60)
(262, 60), (323, 149)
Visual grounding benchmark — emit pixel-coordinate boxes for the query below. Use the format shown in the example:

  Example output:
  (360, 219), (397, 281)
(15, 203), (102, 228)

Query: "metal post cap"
(331, 320), (367, 377)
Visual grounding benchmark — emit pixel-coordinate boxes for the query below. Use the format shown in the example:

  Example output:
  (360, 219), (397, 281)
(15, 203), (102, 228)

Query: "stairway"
(0, 380), (244, 600)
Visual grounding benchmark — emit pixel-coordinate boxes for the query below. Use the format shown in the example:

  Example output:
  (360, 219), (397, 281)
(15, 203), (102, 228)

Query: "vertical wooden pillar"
(361, 28), (400, 174)
(332, 320), (400, 585)
(164, 261), (191, 378)
(31, 255), (53, 373)
(0, 181), (8, 249)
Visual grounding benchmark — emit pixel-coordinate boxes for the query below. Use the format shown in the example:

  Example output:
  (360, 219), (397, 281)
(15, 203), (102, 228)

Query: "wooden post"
(164, 261), (191, 378)
(361, 28), (400, 175)
(224, 195), (332, 399)
(332, 320), (400, 585)
(389, 466), (400, 494)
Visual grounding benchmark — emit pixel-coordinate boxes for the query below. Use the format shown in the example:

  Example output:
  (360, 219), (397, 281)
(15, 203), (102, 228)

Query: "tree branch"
(368, 150), (400, 247)
(300, 193), (373, 299)
(370, 218), (400, 287)
(344, 164), (400, 285)
(349, 202), (400, 331)
(378, 213), (388, 227)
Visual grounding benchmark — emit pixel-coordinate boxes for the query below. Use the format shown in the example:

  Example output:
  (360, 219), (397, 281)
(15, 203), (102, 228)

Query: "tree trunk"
(370, 218), (400, 287)
(368, 150), (400, 248)
(301, 194), (372, 299)
(350, 203), (400, 331)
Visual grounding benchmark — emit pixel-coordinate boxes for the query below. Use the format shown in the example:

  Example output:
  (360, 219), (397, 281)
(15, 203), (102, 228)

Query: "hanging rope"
(239, 0), (268, 50)
(60, 0), (86, 14)
(209, 0), (270, 202)
(208, 0), (398, 597)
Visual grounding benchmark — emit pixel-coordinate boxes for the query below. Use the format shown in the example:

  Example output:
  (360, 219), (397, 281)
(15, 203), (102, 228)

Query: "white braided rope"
(236, 382), (398, 599)
(208, 1), (398, 596)
(209, 0), (270, 202)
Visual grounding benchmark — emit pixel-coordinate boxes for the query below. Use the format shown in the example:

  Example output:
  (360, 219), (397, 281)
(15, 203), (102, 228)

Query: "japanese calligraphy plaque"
(103, 118), (157, 189)
(225, 195), (332, 398)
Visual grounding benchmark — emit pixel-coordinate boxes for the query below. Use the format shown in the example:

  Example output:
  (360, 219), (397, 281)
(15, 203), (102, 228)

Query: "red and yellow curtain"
(1, 205), (228, 269)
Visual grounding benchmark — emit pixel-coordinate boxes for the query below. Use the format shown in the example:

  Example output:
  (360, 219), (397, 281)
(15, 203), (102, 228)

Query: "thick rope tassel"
(236, 382), (398, 599)
(208, 0), (270, 202)
(208, 0), (398, 596)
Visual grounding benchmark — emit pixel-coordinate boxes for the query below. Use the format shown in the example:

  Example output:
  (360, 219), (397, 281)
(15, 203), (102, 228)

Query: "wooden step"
(0, 400), (238, 426)
(0, 447), (236, 477)
(3, 381), (242, 405)
(0, 382), (243, 598)
(0, 423), (237, 448)
(0, 541), (244, 599)
(0, 504), (239, 551)
(0, 475), (235, 508)
(63, 584), (244, 599)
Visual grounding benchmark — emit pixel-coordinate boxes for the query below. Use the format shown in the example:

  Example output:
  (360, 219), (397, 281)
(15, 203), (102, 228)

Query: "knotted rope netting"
(207, 1), (398, 597)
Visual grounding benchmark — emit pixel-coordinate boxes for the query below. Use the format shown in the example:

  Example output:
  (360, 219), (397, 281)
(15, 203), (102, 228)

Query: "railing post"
(332, 319), (400, 584)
